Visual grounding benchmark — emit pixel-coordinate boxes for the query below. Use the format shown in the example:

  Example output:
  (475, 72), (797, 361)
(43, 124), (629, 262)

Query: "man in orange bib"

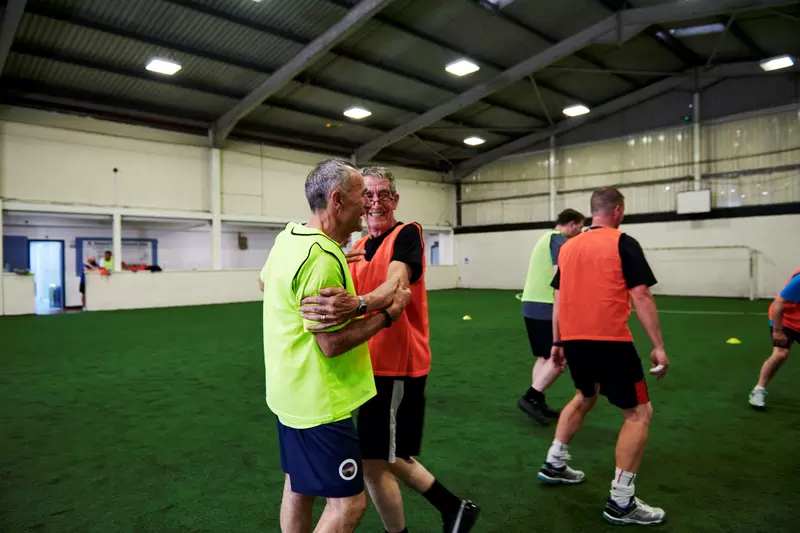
(748, 268), (800, 409)
(536, 187), (670, 527)
(300, 167), (479, 533)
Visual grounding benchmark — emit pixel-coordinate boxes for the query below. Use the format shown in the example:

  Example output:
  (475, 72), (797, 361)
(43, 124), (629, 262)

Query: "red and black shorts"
(563, 340), (649, 410)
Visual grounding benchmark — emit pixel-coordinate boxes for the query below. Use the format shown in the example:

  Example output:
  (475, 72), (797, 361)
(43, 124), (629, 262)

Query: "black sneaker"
(541, 402), (561, 418)
(537, 461), (585, 485)
(517, 397), (549, 425)
(443, 499), (480, 533)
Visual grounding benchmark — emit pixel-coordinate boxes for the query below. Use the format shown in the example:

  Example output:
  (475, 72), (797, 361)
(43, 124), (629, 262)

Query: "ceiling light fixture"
(486, 0), (517, 7)
(668, 23), (726, 38)
(145, 58), (182, 75)
(445, 59), (480, 77)
(343, 107), (371, 119)
(563, 104), (590, 117)
(463, 136), (485, 146)
(760, 54), (794, 72)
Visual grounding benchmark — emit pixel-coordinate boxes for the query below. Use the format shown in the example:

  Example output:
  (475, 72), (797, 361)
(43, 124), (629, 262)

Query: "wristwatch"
(380, 309), (393, 328)
(356, 296), (367, 316)
(552, 340), (564, 347)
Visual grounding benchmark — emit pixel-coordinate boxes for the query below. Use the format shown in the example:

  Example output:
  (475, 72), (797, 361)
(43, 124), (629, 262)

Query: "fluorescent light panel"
(445, 59), (480, 77)
(760, 55), (794, 71)
(145, 58), (181, 76)
(463, 136), (485, 146)
(343, 107), (371, 119)
(669, 23), (725, 37)
(563, 104), (590, 117)
(146, 58), (181, 75)
(486, 0), (517, 7)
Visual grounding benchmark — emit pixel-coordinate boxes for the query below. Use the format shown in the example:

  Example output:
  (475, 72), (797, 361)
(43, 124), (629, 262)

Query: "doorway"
(431, 241), (440, 266)
(28, 240), (65, 314)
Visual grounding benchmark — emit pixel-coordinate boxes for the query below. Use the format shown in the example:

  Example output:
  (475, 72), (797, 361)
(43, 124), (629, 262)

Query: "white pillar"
(548, 136), (557, 220)
(210, 147), (222, 270)
(693, 92), (701, 191)
(112, 212), (122, 271)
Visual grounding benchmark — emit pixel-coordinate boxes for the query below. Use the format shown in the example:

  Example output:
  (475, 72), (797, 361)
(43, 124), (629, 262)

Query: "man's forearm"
(552, 290), (561, 342)
(772, 298), (785, 330)
(362, 261), (410, 313)
(633, 291), (664, 349)
(315, 313), (388, 357)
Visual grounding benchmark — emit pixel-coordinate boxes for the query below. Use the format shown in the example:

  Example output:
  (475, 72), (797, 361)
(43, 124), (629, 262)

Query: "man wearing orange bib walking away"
(748, 268), (800, 409)
(300, 167), (480, 533)
(536, 186), (670, 526)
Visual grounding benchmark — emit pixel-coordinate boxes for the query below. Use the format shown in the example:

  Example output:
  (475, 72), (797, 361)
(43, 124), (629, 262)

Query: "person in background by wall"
(300, 166), (480, 533)
(537, 187), (669, 527)
(102, 250), (114, 272)
(518, 208), (585, 425)
(260, 159), (411, 533)
(80, 256), (99, 309)
(748, 268), (800, 409)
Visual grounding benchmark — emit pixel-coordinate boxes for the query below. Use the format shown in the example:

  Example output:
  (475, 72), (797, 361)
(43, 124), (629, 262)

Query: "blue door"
(28, 240), (65, 314)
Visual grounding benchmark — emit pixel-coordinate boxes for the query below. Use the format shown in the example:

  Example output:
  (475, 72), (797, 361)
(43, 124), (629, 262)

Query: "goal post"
(642, 245), (757, 300)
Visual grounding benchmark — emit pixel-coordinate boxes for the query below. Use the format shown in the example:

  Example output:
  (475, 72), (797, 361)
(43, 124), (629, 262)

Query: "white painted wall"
(221, 143), (455, 228)
(0, 121), (210, 213)
(2, 214), (279, 308)
(2, 273), (35, 315)
(85, 265), (459, 312)
(456, 214), (800, 299)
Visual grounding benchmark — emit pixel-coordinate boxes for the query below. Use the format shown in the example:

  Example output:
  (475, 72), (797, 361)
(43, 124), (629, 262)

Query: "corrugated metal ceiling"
(3, 0), (796, 171)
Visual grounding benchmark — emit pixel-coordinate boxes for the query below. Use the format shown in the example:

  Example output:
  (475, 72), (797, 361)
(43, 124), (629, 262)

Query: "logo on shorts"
(339, 459), (358, 481)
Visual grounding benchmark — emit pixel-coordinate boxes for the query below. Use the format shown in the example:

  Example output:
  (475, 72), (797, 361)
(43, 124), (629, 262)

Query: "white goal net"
(643, 245), (757, 300)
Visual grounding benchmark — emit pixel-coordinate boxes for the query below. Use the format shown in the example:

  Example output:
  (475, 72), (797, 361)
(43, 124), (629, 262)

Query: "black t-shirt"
(551, 230), (656, 290)
(364, 222), (424, 283)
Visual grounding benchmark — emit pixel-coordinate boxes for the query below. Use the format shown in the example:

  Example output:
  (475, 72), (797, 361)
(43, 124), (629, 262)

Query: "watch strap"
(380, 309), (392, 328)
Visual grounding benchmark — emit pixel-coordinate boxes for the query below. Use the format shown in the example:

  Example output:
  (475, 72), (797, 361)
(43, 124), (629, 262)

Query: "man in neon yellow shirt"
(260, 159), (411, 533)
(517, 209), (584, 425)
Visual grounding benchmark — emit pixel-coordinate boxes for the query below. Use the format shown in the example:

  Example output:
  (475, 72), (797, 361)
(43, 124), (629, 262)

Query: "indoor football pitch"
(1, 290), (798, 532)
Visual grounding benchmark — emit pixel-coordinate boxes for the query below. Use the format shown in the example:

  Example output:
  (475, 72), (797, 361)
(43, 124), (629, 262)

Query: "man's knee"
(773, 347), (790, 361)
(575, 388), (599, 413)
(624, 402), (653, 425)
(328, 491), (367, 523)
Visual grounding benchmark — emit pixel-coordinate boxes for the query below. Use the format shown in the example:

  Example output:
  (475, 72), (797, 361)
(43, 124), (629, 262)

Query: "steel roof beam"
(24, 3), (508, 140)
(10, 42), (465, 152)
(467, 0), (640, 88)
(354, 0), (796, 163)
(212, 0), (398, 145)
(321, 0), (584, 107)
(453, 59), (796, 178)
(719, 15), (768, 57)
(0, 0), (27, 75)
(162, 0), (546, 125)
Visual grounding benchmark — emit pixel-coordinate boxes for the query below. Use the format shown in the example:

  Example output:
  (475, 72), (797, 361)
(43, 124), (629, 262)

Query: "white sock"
(546, 440), (569, 468)
(753, 385), (766, 391)
(610, 468), (636, 507)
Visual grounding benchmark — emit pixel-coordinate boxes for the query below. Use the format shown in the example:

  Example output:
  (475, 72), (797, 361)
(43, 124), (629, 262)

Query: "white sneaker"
(604, 496), (666, 526)
(749, 387), (767, 409)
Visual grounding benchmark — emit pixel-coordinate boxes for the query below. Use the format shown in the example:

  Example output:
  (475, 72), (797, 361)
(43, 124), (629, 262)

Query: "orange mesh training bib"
(558, 227), (633, 342)
(769, 268), (800, 331)
(350, 223), (432, 377)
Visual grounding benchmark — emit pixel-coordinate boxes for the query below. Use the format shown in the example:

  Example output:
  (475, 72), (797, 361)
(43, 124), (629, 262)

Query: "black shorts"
(772, 326), (800, 348)
(524, 317), (553, 359)
(356, 375), (426, 462)
(563, 340), (649, 410)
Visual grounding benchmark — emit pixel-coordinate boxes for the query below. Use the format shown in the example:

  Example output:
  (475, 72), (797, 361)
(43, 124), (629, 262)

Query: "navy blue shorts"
(277, 417), (364, 498)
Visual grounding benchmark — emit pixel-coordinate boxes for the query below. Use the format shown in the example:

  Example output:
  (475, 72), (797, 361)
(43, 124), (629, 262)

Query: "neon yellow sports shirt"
(260, 222), (376, 429)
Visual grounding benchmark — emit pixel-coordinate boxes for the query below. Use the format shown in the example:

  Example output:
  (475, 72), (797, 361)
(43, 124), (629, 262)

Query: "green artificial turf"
(1, 290), (798, 532)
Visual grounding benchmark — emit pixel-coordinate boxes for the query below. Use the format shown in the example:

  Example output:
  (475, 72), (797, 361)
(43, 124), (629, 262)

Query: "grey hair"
(305, 159), (357, 211)
(359, 166), (396, 195)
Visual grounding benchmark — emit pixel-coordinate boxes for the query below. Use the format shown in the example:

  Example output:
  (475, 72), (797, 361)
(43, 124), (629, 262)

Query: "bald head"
(590, 187), (625, 216)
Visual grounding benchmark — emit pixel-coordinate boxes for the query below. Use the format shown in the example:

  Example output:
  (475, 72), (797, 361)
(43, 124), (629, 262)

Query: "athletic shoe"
(517, 397), (549, 425)
(749, 387), (767, 409)
(603, 496), (666, 526)
(443, 499), (480, 532)
(542, 403), (561, 418)
(537, 461), (585, 485)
